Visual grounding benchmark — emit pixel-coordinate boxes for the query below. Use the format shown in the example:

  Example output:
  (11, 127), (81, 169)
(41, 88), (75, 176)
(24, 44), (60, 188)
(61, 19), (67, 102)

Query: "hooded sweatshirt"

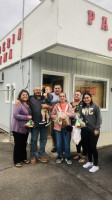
(81, 102), (102, 131)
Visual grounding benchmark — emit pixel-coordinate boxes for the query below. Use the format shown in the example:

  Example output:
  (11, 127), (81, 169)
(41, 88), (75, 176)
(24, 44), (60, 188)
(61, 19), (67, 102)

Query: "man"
(51, 83), (62, 153)
(71, 90), (86, 162)
(30, 86), (52, 164)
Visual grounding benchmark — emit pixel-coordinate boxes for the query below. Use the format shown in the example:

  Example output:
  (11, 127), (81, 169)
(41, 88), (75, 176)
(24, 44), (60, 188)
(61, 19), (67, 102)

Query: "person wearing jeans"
(81, 92), (102, 173)
(51, 92), (74, 164)
(30, 126), (48, 159)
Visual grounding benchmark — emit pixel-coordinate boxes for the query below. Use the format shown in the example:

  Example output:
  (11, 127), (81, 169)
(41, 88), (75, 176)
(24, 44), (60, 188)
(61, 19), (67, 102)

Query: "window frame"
(73, 74), (109, 111)
(5, 83), (16, 104)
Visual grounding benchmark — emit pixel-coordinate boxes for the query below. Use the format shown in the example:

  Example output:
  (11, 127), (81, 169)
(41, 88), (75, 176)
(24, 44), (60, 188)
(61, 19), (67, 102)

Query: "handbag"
(72, 126), (81, 145)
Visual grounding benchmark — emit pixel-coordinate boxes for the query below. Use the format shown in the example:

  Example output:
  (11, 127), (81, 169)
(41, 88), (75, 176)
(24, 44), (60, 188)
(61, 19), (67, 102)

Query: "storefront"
(0, 0), (112, 147)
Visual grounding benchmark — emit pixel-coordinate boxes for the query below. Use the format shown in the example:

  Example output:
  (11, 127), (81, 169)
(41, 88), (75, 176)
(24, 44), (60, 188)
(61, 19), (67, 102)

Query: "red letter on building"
(0, 56), (2, 65)
(2, 42), (6, 52)
(8, 49), (12, 59)
(88, 10), (95, 25)
(108, 38), (112, 51)
(3, 52), (7, 63)
(17, 28), (22, 40)
(0, 46), (1, 54)
(101, 16), (108, 31)
(7, 38), (11, 48)
(12, 34), (15, 44)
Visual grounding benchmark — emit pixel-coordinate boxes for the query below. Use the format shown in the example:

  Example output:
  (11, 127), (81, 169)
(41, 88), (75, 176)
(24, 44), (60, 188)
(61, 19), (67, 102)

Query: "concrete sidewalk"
(0, 131), (112, 200)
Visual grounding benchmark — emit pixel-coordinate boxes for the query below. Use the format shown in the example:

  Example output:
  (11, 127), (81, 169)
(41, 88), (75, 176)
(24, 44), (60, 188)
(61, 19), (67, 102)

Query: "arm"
(13, 105), (30, 121)
(51, 106), (57, 120)
(66, 104), (74, 118)
(94, 105), (102, 135)
(41, 104), (53, 111)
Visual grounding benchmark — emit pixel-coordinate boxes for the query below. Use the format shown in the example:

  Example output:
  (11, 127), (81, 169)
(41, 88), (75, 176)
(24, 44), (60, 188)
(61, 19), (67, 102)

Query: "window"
(5, 83), (16, 103)
(74, 75), (109, 111)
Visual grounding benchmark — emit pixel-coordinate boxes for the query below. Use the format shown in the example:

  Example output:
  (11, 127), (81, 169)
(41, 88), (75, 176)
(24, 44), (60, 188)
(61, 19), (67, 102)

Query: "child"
(39, 86), (53, 126)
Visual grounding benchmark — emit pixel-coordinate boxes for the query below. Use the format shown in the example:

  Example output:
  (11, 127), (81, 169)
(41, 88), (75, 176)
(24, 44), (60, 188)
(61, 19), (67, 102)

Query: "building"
(0, 0), (112, 146)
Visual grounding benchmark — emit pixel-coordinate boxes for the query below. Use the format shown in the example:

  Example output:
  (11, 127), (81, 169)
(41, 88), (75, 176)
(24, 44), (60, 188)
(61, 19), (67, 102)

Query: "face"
(74, 92), (81, 102)
(33, 87), (41, 97)
(21, 92), (29, 102)
(45, 87), (52, 94)
(59, 93), (66, 103)
(83, 94), (91, 105)
(54, 85), (62, 95)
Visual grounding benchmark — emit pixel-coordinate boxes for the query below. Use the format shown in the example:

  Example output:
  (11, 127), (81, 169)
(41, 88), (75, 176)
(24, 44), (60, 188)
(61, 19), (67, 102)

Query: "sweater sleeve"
(13, 105), (29, 121)
(66, 104), (74, 118)
(51, 105), (57, 120)
(95, 104), (102, 130)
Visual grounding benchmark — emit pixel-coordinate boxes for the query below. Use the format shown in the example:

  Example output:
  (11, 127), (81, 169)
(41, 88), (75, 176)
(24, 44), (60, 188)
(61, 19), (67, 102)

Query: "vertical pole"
(9, 84), (13, 141)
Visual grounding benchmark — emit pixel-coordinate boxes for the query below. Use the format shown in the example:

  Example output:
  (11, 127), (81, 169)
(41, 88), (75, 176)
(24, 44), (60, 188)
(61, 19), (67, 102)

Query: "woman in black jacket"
(81, 92), (102, 173)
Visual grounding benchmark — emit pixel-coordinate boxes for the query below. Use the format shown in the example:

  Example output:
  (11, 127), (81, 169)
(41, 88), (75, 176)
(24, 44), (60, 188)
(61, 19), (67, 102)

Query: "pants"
(30, 126), (48, 158)
(41, 108), (50, 119)
(76, 141), (82, 154)
(55, 128), (71, 158)
(13, 132), (28, 164)
(81, 128), (99, 166)
(51, 121), (56, 148)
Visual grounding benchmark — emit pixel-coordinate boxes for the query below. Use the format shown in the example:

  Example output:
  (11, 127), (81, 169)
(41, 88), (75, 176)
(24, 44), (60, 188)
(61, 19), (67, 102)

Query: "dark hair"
(59, 92), (66, 97)
(54, 83), (62, 88)
(17, 89), (29, 104)
(82, 92), (93, 107)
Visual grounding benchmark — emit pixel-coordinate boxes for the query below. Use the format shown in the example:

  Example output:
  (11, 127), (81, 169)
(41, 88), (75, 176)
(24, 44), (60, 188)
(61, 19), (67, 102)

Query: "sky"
(0, 0), (112, 40)
(0, 0), (41, 40)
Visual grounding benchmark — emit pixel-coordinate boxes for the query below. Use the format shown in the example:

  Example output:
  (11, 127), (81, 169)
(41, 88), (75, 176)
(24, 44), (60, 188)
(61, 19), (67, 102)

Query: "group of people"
(11, 83), (102, 173)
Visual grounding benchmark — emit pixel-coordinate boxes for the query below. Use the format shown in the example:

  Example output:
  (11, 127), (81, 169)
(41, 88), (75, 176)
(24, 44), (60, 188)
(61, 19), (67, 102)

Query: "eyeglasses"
(59, 95), (65, 97)
(84, 97), (90, 100)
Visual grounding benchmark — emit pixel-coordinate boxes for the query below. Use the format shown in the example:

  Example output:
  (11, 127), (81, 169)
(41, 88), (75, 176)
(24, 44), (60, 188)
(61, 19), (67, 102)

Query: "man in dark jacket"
(30, 86), (52, 164)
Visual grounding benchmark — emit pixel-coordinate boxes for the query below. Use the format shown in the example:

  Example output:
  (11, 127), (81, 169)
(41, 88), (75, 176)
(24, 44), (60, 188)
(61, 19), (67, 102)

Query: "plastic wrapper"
(72, 126), (81, 145)
(25, 120), (34, 128)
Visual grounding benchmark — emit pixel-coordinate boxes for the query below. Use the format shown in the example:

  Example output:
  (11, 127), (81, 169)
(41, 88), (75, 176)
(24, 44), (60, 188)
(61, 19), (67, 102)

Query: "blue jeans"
(55, 128), (71, 158)
(30, 127), (48, 158)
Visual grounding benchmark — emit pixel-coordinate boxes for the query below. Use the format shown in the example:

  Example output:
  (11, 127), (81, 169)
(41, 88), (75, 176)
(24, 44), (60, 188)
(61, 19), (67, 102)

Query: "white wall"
(57, 0), (112, 57)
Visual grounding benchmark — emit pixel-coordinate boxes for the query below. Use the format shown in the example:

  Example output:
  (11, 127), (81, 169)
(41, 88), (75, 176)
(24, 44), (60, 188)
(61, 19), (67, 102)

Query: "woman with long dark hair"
(11, 89), (32, 167)
(81, 92), (102, 173)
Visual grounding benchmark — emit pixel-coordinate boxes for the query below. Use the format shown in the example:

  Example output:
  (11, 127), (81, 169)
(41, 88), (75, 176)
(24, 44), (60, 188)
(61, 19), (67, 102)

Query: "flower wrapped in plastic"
(25, 120), (34, 128)
(55, 111), (69, 126)
(75, 118), (85, 128)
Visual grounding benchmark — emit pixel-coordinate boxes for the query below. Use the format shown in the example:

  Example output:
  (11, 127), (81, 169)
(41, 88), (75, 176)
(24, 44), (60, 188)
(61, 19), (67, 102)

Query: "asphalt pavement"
(0, 131), (112, 200)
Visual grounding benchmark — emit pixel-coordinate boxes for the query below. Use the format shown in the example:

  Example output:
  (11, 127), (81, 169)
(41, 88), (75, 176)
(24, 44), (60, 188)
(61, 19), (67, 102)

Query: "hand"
(61, 115), (67, 120)
(94, 130), (99, 136)
(43, 93), (47, 98)
(15, 99), (20, 106)
(28, 115), (32, 120)
(41, 104), (47, 109)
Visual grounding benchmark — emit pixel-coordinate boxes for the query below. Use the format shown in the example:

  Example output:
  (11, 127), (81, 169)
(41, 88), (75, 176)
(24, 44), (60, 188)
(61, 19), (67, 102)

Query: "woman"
(51, 92), (74, 165)
(71, 90), (86, 163)
(81, 92), (102, 173)
(11, 89), (32, 167)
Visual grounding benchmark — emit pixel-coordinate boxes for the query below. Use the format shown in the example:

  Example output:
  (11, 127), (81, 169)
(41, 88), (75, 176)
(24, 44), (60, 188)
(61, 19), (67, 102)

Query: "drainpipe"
(9, 84), (13, 141)
(29, 58), (33, 95)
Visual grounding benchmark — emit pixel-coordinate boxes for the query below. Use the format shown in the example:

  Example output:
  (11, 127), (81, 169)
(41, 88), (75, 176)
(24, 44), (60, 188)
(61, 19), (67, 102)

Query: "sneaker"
(45, 121), (51, 127)
(65, 158), (72, 165)
(83, 162), (93, 168)
(38, 157), (48, 163)
(31, 157), (36, 164)
(56, 156), (63, 164)
(51, 147), (57, 153)
(39, 121), (46, 125)
(89, 166), (99, 173)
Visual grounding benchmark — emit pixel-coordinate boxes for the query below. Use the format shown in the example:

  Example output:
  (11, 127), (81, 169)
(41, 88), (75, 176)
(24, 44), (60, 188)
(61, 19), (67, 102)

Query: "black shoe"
(51, 147), (57, 153)
(45, 121), (51, 127)
(39, 121), (46, 125)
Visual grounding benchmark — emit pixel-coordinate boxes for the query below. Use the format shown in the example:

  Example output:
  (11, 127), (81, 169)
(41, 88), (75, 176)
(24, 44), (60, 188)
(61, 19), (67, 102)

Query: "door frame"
(41, 70), (70, 100)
